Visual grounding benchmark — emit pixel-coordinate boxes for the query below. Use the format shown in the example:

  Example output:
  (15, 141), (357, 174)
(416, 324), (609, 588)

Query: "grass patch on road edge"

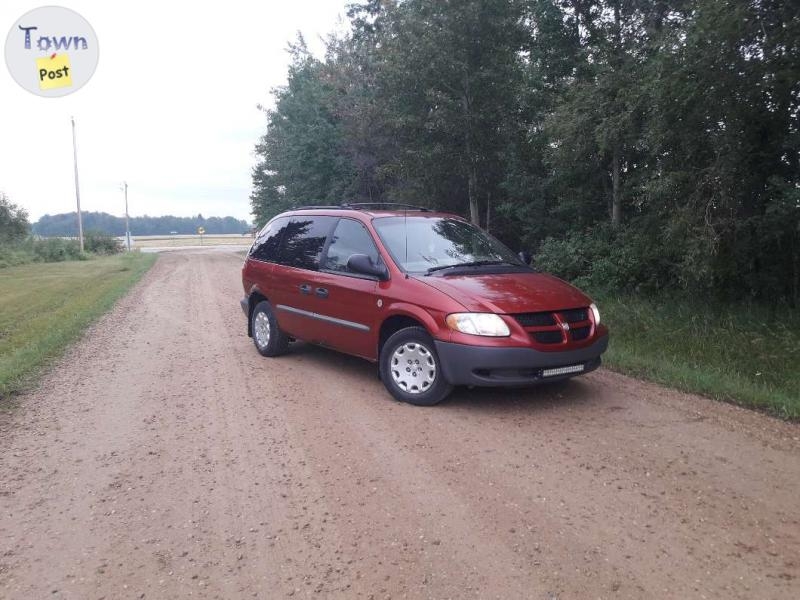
(0, 253), (156, 404)
(598, 294), (800, 420)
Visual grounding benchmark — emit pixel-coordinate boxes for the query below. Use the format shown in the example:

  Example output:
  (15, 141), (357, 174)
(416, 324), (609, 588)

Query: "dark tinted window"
(250, 216), (289, 262)
(277, 216), (336, 271)
(323, 218), (382, 274)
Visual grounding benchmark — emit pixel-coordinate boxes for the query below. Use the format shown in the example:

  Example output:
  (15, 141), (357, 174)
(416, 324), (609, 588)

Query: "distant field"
(127, 234), (254, 248)
(0, 253), (156, 401)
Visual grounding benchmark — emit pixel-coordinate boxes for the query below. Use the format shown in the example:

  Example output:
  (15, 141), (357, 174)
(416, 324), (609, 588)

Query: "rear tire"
(379, 327), (453, 406)
(251, 300), (289, 357)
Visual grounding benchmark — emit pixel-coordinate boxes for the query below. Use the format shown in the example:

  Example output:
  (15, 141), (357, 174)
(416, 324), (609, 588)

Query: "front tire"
(379, 327), (453, 406)
(251, 300), (289, 357)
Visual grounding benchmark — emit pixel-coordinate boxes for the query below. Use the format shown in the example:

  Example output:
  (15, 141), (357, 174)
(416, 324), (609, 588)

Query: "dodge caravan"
(240, 204), (608, 405)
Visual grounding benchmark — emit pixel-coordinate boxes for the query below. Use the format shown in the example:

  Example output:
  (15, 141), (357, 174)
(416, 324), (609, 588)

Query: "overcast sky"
(0, 0), (350, 223)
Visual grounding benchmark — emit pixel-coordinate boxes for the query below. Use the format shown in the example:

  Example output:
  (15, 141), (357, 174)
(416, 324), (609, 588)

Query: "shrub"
(0, 234), (125, 269)
(534, 221), (688, 295)
(0, 244), (34, 268)
(28, 237), (85, 262)
(84, 230), (122, 255)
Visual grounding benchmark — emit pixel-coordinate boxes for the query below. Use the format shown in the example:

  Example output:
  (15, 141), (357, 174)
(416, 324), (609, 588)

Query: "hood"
(416, 271), (591, 314)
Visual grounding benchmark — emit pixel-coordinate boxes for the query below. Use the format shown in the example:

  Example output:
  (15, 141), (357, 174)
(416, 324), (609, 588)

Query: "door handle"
(299, 284), (311, 295)
(315, 287), (329, 299)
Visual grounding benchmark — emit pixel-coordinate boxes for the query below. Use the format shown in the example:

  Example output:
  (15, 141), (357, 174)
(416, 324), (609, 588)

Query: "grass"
(0, 253), (156, 402)
(597, 294), (800, 420)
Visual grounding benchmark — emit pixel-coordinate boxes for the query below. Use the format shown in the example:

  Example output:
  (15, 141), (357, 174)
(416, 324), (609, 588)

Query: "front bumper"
(434, 334), (609, 387)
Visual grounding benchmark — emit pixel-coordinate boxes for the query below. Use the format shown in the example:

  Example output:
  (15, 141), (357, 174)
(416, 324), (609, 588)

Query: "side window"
(277, 216), (336, 271)
(250, 216), (289, 262)
(323, 218), (382, 275)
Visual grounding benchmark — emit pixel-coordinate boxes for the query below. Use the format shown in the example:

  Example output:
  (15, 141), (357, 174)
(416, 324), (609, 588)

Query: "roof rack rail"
(292, 204), (349, 211)
(341, 202), (431, 212)
(291, 203), (432, 212)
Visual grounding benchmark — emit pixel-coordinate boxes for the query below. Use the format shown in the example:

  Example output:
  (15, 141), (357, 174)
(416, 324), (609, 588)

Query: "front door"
(308, 218), (385, 359)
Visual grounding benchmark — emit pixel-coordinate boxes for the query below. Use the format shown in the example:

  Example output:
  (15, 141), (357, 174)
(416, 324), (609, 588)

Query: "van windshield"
(372, 216), (524, 274)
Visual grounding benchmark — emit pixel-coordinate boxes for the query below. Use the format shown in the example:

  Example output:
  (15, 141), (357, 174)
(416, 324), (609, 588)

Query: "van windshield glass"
(372, 216), (523, 273)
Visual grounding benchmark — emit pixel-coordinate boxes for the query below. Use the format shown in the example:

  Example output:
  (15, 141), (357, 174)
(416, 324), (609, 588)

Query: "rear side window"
(277, 216), (336, 271)
(250, 216), (290, 262)
(323, 218), (382, 274)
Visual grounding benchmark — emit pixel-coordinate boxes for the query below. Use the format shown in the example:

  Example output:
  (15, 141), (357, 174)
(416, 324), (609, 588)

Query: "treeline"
(251, 0), (799, 305)
(33, 212), (251, 236)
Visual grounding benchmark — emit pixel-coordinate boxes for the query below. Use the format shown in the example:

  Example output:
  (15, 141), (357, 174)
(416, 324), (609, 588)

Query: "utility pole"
(122, 181), (131, 251)
(71, 116), (84, 252)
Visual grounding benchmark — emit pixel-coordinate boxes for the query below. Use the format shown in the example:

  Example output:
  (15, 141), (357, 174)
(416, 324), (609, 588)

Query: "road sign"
(197, 226), (205, 235)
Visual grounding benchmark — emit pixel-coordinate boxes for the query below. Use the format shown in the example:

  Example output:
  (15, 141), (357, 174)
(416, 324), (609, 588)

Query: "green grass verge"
(597, 294), (800, 420)
(0, 253), (157, 402)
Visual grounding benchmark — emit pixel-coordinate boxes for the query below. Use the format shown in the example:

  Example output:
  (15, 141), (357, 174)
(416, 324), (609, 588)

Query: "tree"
(377, 0), (525, 225)
(250, 36), (358, 225)
(0, 192), (30, 244)
(639, 0), (800, 300)
(249, 0), (800, 303)
(325, 0), (397, 203)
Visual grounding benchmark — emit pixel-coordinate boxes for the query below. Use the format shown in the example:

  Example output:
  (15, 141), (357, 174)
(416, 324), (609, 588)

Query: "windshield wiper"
(425, 260), (513, 274)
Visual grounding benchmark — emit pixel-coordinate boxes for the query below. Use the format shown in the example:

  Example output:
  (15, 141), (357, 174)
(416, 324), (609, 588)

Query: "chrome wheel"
(390, 341), (437, 394)
(253, 311), (271, 349)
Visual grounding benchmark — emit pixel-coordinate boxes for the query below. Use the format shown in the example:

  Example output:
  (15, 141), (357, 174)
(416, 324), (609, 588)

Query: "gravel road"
(1, 249), (798, 600)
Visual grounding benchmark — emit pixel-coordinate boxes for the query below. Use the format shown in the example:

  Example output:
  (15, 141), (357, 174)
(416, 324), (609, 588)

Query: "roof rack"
(292, 205), (349, 211)
(341, 203), (431, 212)
(292, 203), (432, 212)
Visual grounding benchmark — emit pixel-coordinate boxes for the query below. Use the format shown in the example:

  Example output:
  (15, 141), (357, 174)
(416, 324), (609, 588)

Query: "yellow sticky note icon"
(36, 53), (73, 90)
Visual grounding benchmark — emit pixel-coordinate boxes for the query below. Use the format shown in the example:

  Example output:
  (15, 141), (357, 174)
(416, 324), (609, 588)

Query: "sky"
(0, 0), (350, 224)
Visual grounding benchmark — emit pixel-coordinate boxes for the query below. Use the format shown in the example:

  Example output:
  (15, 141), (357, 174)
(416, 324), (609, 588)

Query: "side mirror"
(347, 253), (389, 280)
(517, 251), (533, 266)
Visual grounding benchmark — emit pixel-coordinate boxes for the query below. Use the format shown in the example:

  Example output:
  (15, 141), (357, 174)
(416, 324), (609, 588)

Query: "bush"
(534, 221), (689, 295)
(84, 230), (122, 255)
(0, 244), (35, 268)
(28, 237), (85, 262)
(0, 233), (124, 269)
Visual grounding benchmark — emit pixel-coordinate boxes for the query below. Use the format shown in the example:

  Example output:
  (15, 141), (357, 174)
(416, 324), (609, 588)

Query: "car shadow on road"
(283, 341), (381, 376)
(444, 378), (597, 414)
(284, 342), (598, 414)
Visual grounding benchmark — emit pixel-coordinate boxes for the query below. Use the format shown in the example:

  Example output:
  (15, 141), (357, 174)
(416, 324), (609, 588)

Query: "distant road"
(1, 247), (798, 599)
(124, 234), (253, 253)
(138, 244), (251, 253)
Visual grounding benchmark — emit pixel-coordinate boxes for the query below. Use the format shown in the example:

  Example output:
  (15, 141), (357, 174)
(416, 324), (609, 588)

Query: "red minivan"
(241, 204), (608, 405)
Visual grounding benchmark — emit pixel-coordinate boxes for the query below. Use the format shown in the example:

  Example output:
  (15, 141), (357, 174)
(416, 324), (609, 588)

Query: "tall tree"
(0, 192), (30, 244)
(250, 0), (800, 303)
(377, 0), (525, 225)
(250, 37), (357, 225)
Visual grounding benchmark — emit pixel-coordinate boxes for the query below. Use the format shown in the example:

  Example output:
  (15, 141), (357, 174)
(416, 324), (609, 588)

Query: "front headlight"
(446, 313), (510, 337)
(590, 302), (600, 325)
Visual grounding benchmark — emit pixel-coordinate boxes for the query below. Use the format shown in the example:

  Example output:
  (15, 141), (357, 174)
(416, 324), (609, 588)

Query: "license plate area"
(541, 364), (584, 378)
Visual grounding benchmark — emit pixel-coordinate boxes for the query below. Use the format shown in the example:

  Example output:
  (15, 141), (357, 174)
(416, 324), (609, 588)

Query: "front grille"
(532, 331), (563, 344)
(560, 308), (588, 323)
(513, 312), (556, 327)
(514, 306), (593, 347)
(571, 326), (591, 341)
